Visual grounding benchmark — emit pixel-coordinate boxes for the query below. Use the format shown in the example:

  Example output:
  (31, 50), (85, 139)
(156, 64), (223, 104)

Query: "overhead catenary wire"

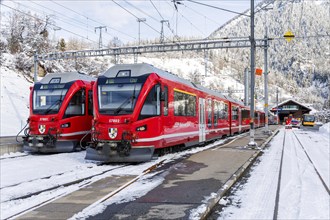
(26, 1), (96, 38)
(5, 0), (114, 46)
(112, 0), (161, 35)
(0, 3), (98, 44)
(50, 0), (136, 41)
(29, 0), (92, 32)
(186, 0), (250, 17)
(149, 0), (165, 20)
(124, 0), (159, 23)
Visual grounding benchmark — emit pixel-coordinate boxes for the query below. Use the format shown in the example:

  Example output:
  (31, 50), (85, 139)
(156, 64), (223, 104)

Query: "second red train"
(86, 63), (265, 162)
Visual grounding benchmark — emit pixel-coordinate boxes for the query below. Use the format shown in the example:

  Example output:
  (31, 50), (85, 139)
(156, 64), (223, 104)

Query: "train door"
(199, 98), (206, 142)
(238, 107), (242, 133)
(61, 88), (89, 141)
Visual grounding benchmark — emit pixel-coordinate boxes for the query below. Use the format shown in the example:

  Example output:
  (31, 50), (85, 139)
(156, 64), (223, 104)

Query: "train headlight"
(136, 125), (147, 131)
(61, 123), (71, 128)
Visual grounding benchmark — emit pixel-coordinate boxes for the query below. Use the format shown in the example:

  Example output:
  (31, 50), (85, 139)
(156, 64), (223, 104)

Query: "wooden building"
(270, 99), (312, 123)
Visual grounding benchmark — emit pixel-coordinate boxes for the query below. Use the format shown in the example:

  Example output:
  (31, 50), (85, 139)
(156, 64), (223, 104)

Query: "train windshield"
(98, 77), (144, 115)
(32, 83), (69, 115)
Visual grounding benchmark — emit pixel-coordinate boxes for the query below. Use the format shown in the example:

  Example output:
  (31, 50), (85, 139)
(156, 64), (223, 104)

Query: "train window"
(163, 86), (168, 116)
(232, 106), (239, 120)
(64, 89), (85, 118)
(98, 81), (142, 115)
(174, 90), (196, 116)
(88, 90), (93, 115)
(213, 101), (219, 127)
(207, 99), (212, 128)
(32, 88), (68, 115)
(219, 102), (228, 120)
(241, 109), (250, 120)
(139, 84), (160, 120)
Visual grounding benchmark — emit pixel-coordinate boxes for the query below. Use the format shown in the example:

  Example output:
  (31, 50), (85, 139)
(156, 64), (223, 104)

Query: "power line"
(168, 1), (205, 37)
(0, 3), (97, 44)
(112, 0), (161, 36)
(183, 3), (222, 27)
(124, 0), (159, 23)
(149, 0), (165, 21)
(49, 0), (136, 40)
(186, 0), (250, 17)
(27, 1), (95, 38)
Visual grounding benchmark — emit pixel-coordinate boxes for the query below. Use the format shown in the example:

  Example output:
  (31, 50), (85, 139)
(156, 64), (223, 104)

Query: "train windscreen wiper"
(114, 95), (135, 115)
(44, 99), (63, 114)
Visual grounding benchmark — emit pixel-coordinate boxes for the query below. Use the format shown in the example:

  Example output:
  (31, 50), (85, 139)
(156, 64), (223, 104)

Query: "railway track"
(273, 129), (330, 219)
(0, 153), (28, 160)
(6, 159), (166, 220)
(292, 131), (330, 195)
(3, 164), (131, 219)
(1, 164), (128, 202)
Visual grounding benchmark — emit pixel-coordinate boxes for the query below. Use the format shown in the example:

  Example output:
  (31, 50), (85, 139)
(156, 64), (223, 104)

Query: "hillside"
(209, 0), (329, 108)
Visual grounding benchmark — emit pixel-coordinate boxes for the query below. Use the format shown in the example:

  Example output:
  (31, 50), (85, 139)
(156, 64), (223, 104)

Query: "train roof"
(39, 72), (96, 84)
(102, 63), (231, 101)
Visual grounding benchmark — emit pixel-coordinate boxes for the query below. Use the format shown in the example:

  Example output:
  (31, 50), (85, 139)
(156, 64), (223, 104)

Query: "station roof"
(270, 99), (312, 113)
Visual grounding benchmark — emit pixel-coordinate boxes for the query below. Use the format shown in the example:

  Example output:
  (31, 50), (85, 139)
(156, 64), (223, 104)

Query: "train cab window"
(207, 99), (212, 128)
(64, 89), (85, 118)
(88, 90), (93, 115)
(139, 85), (160, 120)
(163, 86), (168, 116)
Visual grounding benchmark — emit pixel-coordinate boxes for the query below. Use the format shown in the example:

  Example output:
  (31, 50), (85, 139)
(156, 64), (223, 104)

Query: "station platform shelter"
(270, 99), (312, 123)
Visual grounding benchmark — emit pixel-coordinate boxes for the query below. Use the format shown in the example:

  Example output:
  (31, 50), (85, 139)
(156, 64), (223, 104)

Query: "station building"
(270, 99), (312, 123)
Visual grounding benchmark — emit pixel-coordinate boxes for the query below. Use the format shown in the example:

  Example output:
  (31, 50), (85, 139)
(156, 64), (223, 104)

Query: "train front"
(23, 73), (94, 153)
(24, 80), (70, 152)
(86, 67), (155, 163)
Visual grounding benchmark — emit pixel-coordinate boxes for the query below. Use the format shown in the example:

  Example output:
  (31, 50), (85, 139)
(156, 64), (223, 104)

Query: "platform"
(17, 125), (279, 219)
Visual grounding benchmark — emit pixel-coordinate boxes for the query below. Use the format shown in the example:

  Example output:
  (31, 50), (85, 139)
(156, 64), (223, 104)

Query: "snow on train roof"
(103, 63), (230, 101)
(39, 72), (95, 84)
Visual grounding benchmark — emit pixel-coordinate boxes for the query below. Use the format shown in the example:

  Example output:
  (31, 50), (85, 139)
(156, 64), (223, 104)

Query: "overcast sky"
(1, 0), (262, 46)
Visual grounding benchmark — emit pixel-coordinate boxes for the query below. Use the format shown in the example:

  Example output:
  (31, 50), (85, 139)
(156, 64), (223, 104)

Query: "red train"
(23, 72), (95, 153)
(86, 63), (265, 162)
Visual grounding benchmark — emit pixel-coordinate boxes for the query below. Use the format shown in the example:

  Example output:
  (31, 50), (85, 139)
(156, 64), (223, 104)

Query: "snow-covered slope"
(209, 0), (329, 107)
(0, 54), (32, 136)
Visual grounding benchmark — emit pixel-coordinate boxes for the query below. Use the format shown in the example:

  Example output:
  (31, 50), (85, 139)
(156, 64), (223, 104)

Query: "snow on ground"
(0, 138), (228, 219)
(216, 124), (330, 220)
(1, 54), (329, 219)
(1, 126), (328, 219)
(0, 63), (32, 136)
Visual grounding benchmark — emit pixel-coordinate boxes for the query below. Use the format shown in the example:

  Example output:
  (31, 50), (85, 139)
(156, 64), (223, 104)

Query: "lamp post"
(263, 7), (273, 134)
(248, 0), (257, 147)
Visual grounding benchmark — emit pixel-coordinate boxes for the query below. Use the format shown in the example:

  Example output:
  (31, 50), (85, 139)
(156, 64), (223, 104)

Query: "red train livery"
(86, 63), (265, 162)
(23, 72), (95, 153)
